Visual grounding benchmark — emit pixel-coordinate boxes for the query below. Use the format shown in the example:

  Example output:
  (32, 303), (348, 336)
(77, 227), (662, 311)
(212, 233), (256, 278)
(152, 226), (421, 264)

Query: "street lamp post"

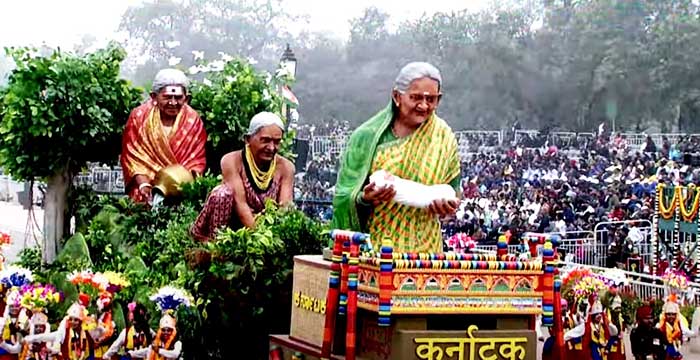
(280, 44), (297, 131)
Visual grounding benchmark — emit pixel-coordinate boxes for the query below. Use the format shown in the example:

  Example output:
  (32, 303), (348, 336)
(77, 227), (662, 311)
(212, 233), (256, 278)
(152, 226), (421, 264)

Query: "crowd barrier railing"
(74, 168), (124, 194)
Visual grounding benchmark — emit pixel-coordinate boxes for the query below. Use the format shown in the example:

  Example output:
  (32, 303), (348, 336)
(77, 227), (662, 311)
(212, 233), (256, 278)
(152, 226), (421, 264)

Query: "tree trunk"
(43, 168), (70, 263)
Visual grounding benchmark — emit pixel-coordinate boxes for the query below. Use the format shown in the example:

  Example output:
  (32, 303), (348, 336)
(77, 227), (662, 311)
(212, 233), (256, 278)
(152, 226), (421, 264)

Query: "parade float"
(654, 183), (700, 281)
(270, 231), (565, 360)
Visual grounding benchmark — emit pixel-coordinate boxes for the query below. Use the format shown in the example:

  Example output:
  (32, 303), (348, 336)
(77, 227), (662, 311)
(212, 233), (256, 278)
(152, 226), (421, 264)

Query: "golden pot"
(152, 164), (195, 197)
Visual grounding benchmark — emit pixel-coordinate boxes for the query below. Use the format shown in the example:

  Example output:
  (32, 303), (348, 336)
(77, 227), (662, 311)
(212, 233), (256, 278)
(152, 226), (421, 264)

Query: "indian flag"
(281, 85), (299, 106)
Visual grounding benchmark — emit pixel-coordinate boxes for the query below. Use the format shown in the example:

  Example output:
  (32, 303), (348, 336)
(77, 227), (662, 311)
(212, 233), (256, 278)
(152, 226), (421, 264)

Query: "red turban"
(636, 305), (653, 320)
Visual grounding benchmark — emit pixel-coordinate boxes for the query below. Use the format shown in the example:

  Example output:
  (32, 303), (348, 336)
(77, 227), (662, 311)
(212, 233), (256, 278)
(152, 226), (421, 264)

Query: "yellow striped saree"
(332, 104), (460, 253)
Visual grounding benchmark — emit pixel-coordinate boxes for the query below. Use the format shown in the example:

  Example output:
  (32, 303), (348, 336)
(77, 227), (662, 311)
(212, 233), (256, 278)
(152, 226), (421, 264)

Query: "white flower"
(218, 52), (233, 62)
(168, 57), (181, 66)
(262, 88), (272, 101)
(203, 78), (213, 86)
(188, 65), (200, 75)
(600, 268), (629, 286)
(208, 60), (225, 72)
(264, 72), (273, 84)
(66, 269), (93, 282)
(191, 50), (204, 61)
(246, 56), (258, 65)
(150, 285), (194, 311)
(91, 272), (108, 290)
(164, 40), (180, 49)
(225, 75), (237, 83)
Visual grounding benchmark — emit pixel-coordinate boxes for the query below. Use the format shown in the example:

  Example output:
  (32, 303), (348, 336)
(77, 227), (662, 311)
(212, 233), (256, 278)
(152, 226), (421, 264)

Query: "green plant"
(0, 43), (142, 262)
(68, 185), (119, 234)
(181, 173), (220, 208)
(0, 43), (142, 179)
(189, 58), (282, 174)
(178, 201), (326, 358)
(278, 128), (298, 161)
(45, 192), (326, 359)
(681, 305), (696, 324)
(14, 247), (42, 274)
(601, 288), (643, 326)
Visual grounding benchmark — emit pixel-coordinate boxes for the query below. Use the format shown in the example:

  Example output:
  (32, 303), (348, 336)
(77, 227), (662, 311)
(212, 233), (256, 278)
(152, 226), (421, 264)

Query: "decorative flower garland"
(149, 285), (194, 313)
(656, 184), (700, 222)
(0, 232), (10, 246)
(679, 185), (700, 222)
(657, 184), (679, 220)
(19, 283), (61, 311)
(663, 269), (689, 292)
(446, 233), (475, 253)
(572, 274), (608, 301)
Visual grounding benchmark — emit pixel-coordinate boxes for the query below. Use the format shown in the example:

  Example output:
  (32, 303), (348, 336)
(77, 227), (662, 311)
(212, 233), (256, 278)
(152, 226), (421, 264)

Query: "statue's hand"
(139, 185), (153, 203)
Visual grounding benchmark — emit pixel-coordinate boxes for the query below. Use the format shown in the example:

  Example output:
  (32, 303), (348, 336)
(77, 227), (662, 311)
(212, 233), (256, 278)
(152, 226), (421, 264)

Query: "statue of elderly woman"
(332, 62), (462, 253)
(120, 68), (207, 203)
(190, 112), (295, 241)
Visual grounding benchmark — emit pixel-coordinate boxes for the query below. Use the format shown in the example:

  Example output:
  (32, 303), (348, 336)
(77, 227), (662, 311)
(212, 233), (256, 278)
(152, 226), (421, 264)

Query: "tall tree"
(0, 43), (142, 262)
(119, 0), (296, 86)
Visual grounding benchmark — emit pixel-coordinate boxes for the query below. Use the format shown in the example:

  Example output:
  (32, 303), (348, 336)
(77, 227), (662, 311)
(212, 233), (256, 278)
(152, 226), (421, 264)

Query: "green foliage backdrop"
(188, 58), (284, 173)
(0, 43), (142, 180)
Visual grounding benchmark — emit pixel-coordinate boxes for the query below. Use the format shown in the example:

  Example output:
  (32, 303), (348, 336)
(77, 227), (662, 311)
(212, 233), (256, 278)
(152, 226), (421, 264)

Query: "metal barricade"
(593, 220), (653, 268)
(309, 135), (349, 161)
(514, 130), (540, 145)
(577, 132), (595, 139)
(550, 132), (576, 148)
(538, 230), (598, 266)
(454, 131), (502, 158)
(620, 133), (646, 148)
(74, 165), (124, 194)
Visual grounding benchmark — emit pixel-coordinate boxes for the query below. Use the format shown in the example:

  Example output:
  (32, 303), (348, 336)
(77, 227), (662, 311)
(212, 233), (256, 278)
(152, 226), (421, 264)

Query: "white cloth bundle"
(369, 170), (457, 209)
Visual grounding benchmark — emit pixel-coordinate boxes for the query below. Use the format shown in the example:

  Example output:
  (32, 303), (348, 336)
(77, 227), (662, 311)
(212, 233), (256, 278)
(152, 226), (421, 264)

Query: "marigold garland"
(679, 185), (700, 222)
(658, 184), (679, 220)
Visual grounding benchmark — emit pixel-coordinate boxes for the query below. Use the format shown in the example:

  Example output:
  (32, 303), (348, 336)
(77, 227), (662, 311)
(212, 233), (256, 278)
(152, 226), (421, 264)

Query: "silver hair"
(152, 68), (189, 93)
(247, 112), (285, 136)
(393, 62), (442, 92)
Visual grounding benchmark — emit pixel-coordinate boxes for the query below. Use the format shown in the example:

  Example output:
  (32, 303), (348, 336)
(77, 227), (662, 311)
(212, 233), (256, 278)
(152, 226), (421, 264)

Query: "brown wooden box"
(290, 255), (331, 348)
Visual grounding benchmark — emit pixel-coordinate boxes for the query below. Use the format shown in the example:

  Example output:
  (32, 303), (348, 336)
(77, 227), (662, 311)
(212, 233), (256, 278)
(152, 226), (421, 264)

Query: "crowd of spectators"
(293, 128), (700, 275)
(294, 121), (351, 139)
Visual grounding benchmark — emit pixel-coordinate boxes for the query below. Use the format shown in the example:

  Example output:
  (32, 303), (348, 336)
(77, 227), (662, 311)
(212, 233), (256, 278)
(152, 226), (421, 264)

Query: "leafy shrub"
(0, 43), (142, 180)
(15, 247), (42, 276)
(181, 173), (220, 208)
(181, 201), (327, 358)
(189, 59), (282, 174)
(28, 193), (326, 359)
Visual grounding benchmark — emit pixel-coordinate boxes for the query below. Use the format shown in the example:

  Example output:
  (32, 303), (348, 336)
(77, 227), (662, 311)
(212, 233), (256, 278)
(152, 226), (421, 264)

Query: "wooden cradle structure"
(270, 231), (564, 360)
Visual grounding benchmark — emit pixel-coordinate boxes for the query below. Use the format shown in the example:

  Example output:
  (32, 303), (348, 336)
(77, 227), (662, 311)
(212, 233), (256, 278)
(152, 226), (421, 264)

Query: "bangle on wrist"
(138, 183), (152, 191)
(357, 194), (371, 207)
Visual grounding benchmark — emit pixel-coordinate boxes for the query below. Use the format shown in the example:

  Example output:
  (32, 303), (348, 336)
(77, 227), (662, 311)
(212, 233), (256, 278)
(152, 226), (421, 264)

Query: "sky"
(0, 0), (491, 49)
